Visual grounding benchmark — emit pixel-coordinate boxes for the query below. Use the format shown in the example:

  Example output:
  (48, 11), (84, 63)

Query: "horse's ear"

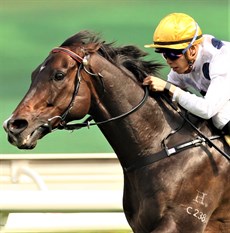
(85, 42), (101, 53)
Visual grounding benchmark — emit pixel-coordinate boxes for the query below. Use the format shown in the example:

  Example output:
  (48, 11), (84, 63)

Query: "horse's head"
(4, 30), (163, 150)
(4, 31), (102, 149)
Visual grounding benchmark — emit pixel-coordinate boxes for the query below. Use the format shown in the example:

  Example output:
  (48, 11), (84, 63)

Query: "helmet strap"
(188, 60), (194, 70)
(182, 23), (199, 54)
(183, 51), (194, 73)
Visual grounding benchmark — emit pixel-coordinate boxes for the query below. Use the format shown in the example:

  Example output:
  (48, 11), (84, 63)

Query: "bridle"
(42, 47), (83, 131)
(42, 47), (149, 132)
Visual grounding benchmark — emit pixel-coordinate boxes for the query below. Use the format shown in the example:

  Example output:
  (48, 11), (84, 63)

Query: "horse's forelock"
(61, 30), (163, 82)
(61, 30), (102, 47)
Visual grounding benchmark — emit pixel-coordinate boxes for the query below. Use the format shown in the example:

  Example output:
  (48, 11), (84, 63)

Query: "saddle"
(224, 135), (230, 146)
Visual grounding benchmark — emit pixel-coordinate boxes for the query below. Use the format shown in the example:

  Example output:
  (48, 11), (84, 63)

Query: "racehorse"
(3, 30), (230, 233)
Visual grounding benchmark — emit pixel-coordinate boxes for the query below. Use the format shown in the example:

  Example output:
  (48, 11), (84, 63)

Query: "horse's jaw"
(3, 120), (49, 149)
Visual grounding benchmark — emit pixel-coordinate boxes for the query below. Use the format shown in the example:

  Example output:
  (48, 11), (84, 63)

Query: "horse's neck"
(89, 54), (171, 166)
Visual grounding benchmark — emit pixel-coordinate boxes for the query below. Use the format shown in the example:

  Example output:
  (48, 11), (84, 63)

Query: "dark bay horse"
(3, 31), (230, 233)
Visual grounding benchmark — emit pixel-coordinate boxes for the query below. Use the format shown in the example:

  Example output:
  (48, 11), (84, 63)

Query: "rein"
(43, 47), (229, 173)
(59, 87), (149, 130)
(161, 93), (230, 161)
(124, 94), (229, 173)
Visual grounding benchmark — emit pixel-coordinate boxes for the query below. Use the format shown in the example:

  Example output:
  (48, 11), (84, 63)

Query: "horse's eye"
(54, 72), (65, 81)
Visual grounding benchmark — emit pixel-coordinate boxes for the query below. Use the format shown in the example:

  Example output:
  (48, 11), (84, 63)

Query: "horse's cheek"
(71, 93), (91, 118)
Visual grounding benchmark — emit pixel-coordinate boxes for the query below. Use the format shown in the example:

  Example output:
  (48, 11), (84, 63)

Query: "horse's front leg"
(130, 214), (204, 233)
(148, 215), (179, 233)
(124, 199), (182, 233)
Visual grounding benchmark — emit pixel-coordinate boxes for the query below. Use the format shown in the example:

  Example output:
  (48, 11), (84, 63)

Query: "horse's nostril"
(9, 119), (28, 134)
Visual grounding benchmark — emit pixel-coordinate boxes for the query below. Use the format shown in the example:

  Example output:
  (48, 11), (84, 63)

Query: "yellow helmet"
(145, 13), (203, 51)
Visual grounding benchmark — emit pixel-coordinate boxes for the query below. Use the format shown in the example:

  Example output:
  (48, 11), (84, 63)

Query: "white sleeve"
(167, 70), (186, 89)
(173, 46), (230, 119)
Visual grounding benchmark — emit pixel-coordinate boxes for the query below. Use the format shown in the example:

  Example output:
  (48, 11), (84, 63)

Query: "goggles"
(162, 51), (183, 61)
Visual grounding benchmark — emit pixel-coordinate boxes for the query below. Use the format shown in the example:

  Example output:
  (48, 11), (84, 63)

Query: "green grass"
(0, 0), (229, 154)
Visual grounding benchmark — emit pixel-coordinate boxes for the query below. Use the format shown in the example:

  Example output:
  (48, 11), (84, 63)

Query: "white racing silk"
(168, 34), (230, 129)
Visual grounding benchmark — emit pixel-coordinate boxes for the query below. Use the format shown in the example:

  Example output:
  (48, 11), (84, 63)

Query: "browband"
(51, 47), (83, 63)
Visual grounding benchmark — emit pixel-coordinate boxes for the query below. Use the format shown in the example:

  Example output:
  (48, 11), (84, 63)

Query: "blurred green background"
(0, 0), (229, 154)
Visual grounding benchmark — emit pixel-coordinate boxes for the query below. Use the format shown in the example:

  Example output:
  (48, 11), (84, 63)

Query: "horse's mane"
(61, 31), (221, 142)
(61, 30), (163, 82)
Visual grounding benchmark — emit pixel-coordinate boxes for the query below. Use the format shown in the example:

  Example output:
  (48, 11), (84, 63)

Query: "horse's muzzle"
(3, 117), (49, 149)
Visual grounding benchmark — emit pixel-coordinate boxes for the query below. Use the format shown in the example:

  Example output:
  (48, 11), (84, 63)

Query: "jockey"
(143, 13), (230, 145)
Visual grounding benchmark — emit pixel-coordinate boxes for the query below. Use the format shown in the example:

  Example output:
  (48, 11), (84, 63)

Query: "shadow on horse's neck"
(88, 54), (172, 165)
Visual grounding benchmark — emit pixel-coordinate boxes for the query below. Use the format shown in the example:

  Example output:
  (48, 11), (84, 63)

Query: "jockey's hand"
(143, 76), (166, 92)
